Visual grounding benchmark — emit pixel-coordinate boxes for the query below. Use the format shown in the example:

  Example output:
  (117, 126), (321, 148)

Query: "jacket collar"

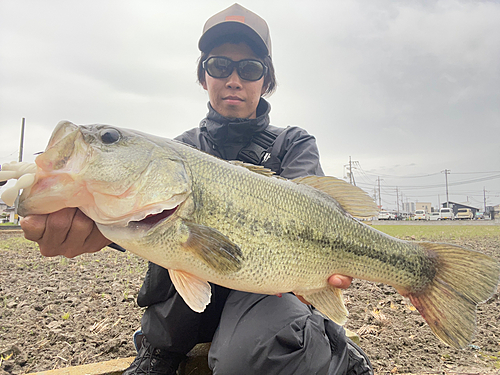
(201, 98), (271, 145)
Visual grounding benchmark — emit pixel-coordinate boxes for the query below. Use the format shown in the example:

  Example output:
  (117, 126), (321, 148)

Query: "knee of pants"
(208, 292), (336, 375)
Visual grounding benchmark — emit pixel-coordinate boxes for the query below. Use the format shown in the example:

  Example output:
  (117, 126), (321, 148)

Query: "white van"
(378, 211), (391, 220)
(414, 210), (428, 220)
(429, 212), (441, 221)
(439, 208), (454, 220)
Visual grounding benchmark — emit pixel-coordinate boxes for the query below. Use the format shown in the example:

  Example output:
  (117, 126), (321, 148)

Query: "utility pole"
(19, 118), (25, 163)
(344, 156), (357, 186)
(377, 177), (382, 209)
(350, 157), (355, 185)
(396, 187), (400, 215)
(484, 187), (487, 213)
(442, 169), (450, 208)
(14, 118), (26, 224)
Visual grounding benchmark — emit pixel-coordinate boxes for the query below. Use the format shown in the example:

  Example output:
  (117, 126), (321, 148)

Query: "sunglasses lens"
(238, 61), (265, 81)
(205, 57), (232, 78)
(205, 57), (265, 81)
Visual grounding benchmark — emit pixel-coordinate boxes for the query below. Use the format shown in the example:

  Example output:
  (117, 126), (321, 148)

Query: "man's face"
(202, 42), (267, 119)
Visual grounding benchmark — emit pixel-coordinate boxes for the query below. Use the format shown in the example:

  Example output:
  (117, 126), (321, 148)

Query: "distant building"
(486, 204), (500, 220)
(0, 200), (7, 215)
(402, 202), (415, 214)
(415, 202), (432, 213)
(0, 200), (16, 223)
(443, 201), (480, 217)
(2, 206), (16, 223)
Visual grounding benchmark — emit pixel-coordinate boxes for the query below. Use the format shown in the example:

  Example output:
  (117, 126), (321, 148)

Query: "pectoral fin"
(168, 269), (212, 313)
(300, 286), (349, 325)
(181, 222), (243, 274)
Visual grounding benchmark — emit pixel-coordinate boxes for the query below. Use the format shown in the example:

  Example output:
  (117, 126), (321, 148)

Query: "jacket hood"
(201, 98), (271, 146)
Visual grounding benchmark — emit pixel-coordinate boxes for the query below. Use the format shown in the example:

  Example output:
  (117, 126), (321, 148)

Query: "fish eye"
(99, 128), (121, 144)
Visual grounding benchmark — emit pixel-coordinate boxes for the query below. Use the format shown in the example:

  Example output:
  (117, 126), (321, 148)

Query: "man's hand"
(20, 207), (111, 258)
(294, 274), (353, 305)
(327, 274), (352, 289)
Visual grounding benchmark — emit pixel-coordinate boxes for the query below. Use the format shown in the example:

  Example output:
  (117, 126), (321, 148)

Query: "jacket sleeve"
(174, 128), (200, 147)
(275, 127), (325, 179)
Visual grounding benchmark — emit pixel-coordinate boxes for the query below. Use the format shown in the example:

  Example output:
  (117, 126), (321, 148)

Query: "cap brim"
(199, 21), (269, 57)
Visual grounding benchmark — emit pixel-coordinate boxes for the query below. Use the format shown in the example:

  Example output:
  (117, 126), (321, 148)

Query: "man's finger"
(83, 223), (112, 253)
(42, 208), (79, 248)
(328, 275), (353, 289)
(20, 215), (48, 242)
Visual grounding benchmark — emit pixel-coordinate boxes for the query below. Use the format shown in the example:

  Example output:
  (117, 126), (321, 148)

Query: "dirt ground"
(0, 230), (499, 375)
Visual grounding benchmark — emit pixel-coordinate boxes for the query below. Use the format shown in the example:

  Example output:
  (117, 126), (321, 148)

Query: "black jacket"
(175, 98), (324, 179)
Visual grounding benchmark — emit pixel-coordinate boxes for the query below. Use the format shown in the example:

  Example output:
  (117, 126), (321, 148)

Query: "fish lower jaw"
(95, 206), (179, 242)
(127, 206), (179, 228)
(91, 193), (188, 228)
(88, 202), (179, 227)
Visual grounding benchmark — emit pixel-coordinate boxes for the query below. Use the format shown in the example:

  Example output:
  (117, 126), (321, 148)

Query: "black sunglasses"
(203, 56), (267, 82)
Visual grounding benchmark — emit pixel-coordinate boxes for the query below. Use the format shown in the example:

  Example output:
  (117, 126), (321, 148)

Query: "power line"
(357, 168), (500, 178)
(452, 171), (500, 174)
(356, 174), (500, 190)
(0, 150), (19, 161)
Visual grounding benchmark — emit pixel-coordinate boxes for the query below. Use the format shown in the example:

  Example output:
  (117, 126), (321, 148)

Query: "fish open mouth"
(128, 206), (179, 228)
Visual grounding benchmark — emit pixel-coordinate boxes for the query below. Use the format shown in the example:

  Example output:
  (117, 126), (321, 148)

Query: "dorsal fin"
(228, 160), (276, 178)
(293, 175), (378, 219)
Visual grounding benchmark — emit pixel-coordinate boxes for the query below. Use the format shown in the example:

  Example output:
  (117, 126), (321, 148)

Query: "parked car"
(414, 210), (428, 220)
(378, 210), (391, 220)
(429, 212), (441, 221)
(439, 208), (454, 220)
(392, 212), (405, 220)
(398, 212), (411, 220)
(456, 208), (474, 220)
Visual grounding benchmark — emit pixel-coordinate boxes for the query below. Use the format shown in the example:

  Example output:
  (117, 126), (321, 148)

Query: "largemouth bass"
(1, 121), (499, 349)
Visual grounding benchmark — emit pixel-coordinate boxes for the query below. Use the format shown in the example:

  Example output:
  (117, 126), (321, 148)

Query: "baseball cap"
(199, 3), (272, 58)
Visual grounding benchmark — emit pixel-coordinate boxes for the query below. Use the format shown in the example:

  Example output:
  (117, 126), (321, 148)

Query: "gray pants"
(138, 262), (371, 375)
(208, 291), (351, 374)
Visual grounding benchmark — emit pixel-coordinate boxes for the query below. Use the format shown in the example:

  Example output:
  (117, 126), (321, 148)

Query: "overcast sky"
(1, 0), (499, 212)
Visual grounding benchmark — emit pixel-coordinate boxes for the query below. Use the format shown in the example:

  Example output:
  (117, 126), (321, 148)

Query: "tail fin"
(408, 242), (499, 349)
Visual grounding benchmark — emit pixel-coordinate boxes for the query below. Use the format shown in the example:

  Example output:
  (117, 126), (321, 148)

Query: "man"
(22, 4), (373, 375)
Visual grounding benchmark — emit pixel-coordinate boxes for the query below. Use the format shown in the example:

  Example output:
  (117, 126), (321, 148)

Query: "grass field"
(372, 224), (500, 241)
